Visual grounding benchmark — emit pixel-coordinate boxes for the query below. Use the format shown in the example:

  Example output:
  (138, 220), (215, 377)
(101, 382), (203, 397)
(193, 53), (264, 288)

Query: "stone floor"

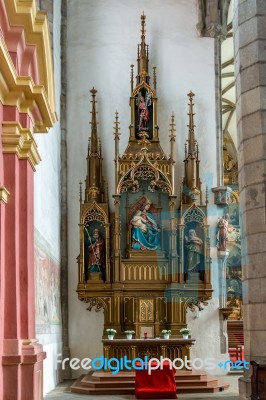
(44, 374), (240, 400)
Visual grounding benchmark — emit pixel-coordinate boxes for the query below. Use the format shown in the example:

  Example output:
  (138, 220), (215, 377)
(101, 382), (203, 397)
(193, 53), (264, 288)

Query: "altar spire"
(137, 13), (150, 85)
(86, 87), (103, 202)
(182, 91), (202, 204)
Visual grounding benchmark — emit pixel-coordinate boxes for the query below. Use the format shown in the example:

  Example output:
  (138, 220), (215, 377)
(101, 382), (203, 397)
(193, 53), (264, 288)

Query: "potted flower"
(161, 329), (171, 339)
(180, 328), (190, 339)
(124, 330), (135, 340)
(106, 328), (117, 340)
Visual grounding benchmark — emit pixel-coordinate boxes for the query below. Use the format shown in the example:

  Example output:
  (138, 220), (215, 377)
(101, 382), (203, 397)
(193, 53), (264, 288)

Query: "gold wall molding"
(0, 34), (55, 132)
(2, 122), (41, 168)
(0, 187), (10, 203)
(4, 0), (56, 123)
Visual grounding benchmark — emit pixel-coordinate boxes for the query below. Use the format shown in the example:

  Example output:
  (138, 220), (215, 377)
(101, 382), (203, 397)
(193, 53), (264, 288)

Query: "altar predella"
(76, 14), (212, 358)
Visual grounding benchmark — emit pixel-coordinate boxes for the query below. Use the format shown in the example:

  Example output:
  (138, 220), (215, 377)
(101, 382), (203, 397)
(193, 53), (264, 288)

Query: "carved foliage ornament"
(118, 164), (171, 194)
(183, 204), (206, 225)
(83, 202), (107, 225)
(85, 297), (106, 312)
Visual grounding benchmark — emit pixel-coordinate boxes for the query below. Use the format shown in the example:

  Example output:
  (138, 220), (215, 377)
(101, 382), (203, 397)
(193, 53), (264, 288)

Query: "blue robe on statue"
(131, 211), (160, 250)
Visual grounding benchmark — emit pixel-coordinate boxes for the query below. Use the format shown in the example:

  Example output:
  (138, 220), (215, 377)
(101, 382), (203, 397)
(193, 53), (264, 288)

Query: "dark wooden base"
(71, 369), (230, 395)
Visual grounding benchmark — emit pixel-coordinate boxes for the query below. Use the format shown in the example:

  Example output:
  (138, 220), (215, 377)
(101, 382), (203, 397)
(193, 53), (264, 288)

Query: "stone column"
(217, 251), (229, 354)
(217, 251), (229, 309)
(233, 2), (266, 399)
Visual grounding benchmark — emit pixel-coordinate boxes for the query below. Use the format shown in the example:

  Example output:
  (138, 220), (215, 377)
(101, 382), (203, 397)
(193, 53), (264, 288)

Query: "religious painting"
(84, 222), (106, 281)
(135, 88), (153, 139)
(35, 245), (61, 333)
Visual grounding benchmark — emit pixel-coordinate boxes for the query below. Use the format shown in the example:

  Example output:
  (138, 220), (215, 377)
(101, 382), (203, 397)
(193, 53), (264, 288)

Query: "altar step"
(71, 370), (229, 395)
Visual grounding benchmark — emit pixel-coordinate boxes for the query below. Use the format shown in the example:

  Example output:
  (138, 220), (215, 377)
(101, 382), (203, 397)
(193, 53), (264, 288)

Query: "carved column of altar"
(169, 196), (178, 282)
(113, 195), (121, 284)
(78, 223), (84, 283)
(178, 222), (185, 283)
(105, 222), (111, 283)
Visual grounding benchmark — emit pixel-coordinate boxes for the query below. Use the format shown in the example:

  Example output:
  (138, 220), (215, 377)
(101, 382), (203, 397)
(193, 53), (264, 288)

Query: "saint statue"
(87, 228), (105, 272)
(217, 214), (229, 251)
(185, 229), (203, 273)
(130, 200), (160, 250)
(136, 91), (152, 133)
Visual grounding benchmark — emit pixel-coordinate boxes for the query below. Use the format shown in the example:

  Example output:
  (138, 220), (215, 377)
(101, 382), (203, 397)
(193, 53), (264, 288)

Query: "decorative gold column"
(169, 196), (178, 282)
(113, 195), (121, 283)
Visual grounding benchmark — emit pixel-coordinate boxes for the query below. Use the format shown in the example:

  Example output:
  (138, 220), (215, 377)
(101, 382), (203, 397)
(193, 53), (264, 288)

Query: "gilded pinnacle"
(90, 87), (97, 97)
(169, 113), (176, 140)
(113, 111), (121, 138)
(141, 13), (146, 40)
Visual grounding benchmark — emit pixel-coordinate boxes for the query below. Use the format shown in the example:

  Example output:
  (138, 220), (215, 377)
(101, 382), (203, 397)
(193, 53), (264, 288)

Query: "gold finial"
(153, 66), (157, 90)
(205, 185), (209, 205)
(90, 86), (97, 97)
(130, 64), (134, 93)
(89, 87), (99, 154)
(141, 12), (146, 43)
(187, 90), (196, 157)
(137, 13), (149, 83)
(113, 110), (120, 140)
(169, 113), (176, 140)
(169, 113), (176, 161)
(79, 181), (83, 204)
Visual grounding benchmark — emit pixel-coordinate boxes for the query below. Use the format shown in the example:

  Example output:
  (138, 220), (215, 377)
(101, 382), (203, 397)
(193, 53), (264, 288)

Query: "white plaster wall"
(67, 0), (221, 377)
(34, 0), (62, 394)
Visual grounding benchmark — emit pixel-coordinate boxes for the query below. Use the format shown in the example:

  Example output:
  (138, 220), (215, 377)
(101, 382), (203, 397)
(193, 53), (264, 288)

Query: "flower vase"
(108, 335), (114, 340)
(126, 334), (133, 340)
(182, 335), (189, 339)
(164, 334), (170, 339)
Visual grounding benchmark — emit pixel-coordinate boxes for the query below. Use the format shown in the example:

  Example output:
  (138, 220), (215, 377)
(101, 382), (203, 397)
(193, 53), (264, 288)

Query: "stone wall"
(233, 1), (266, 399)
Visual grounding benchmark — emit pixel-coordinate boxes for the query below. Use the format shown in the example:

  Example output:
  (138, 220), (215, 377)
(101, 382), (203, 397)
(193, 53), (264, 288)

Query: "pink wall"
(0, 0), (39, 83)
(0, 1), (46, 398)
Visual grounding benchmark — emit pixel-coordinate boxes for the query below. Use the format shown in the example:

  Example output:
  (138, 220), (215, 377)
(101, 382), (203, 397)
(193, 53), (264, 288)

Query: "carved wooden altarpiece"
(76, 14), (213, 362)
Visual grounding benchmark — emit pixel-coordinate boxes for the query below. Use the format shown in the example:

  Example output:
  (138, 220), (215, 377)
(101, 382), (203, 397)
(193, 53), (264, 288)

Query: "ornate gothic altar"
(76, 14), (212, 360)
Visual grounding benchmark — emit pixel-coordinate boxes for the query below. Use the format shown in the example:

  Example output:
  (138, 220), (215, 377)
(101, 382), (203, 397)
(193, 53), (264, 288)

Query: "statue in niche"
(185, 229), (203, 274)
(136, 89), (152, 136)
(217, 214), (229, 251)
(87, 228), (105, 277)
(130, 199), (160, 250)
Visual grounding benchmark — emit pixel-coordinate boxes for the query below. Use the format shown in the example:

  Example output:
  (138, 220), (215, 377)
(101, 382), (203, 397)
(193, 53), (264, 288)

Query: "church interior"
(0, 1), (265, 399)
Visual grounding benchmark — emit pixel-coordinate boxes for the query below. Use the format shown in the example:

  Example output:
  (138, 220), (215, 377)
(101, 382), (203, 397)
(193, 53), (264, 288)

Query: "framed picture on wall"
(140, 326), (154, 338)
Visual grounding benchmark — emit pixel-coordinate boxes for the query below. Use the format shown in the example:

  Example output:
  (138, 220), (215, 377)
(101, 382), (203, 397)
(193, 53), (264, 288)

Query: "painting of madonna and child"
(130, 198), (161, 251)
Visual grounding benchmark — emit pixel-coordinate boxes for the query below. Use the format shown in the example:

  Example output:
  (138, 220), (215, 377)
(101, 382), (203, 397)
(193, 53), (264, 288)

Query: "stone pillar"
(233, 2), (266, 399)
(217, 251), (229, 355)
(217, 251), (229, 309)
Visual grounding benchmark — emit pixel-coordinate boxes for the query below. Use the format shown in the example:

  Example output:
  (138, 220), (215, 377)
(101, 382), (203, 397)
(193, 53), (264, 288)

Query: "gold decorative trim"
(4, 0), (56, 121)
(0, 35), (55, 132)
(0, 187), (10, 204)
(82, 201), (108, 224)
(2, 122), (41, 169)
